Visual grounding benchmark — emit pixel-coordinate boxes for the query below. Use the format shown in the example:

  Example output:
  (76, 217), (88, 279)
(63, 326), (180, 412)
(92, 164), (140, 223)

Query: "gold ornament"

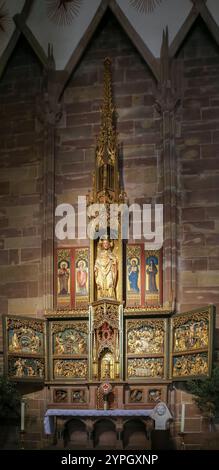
(94, 239), (118, 300)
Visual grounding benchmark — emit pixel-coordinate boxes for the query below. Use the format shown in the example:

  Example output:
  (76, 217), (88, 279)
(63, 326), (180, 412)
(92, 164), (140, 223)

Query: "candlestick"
(178, 432), (185, 450)
(21, 399), (26, 432)
(180, 403), (185, 433)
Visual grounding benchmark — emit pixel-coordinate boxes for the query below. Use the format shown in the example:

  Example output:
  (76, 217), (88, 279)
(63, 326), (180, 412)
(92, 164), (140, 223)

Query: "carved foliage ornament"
(173, 311), (209, 329)
(7, 318), (44, 333)
(46, 309), (88, 317)
(93, 303), (119, 329)
(52, 321), (88, 334)
(127, 319), (165, 332)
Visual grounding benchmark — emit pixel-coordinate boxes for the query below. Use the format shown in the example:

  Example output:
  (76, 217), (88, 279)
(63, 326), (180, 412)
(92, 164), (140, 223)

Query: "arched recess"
(99, 347), (115, 381)
(123, 418), (148, 449)
(64, 418), (87, 448)
(93, 418), (117, 449)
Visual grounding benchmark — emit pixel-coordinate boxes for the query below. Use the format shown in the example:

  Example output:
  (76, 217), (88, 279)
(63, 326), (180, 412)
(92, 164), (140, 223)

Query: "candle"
(21, 399), (25, 432)
(180, 403), (185, 433)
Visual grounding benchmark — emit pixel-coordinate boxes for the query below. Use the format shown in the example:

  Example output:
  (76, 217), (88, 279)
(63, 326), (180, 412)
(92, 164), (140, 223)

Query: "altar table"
(44, 409), (153, 435)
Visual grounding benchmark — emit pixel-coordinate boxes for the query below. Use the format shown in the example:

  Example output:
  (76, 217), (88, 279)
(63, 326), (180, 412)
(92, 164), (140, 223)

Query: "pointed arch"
(0, 0), (34, 79)
(170, 1), (219, 57)
(58, 0), (160, 99)
(13, 13), (48, 68)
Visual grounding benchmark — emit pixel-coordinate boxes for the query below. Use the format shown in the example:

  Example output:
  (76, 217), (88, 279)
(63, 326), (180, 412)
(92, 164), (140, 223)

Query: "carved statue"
(10, 332), (20, 352)
(94, 239), (118, 299)
(14, 358), (24, 377)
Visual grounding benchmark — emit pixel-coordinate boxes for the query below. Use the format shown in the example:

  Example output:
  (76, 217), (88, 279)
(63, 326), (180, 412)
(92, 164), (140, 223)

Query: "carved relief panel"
(125, 385), (168, 407)
(125, 318), (168, 380)
(51, 386), (89, 406)
(3, 315), (46, 381)
(170, 305), (214, 379)
(48, 320), (89, 381)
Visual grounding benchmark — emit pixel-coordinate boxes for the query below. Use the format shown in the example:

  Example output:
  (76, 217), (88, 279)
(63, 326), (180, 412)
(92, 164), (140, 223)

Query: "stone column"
(36, 47), (62, 312)
(155, 29), (181, 310)
(115, 418), (123, 450)
(86, 419), (94, 449)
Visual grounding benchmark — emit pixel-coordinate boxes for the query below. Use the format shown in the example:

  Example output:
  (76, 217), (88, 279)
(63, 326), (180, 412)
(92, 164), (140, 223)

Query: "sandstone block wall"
(56, 13), (161, 246)
(0, 13), (218, 449)
(176, 20), (219, 327)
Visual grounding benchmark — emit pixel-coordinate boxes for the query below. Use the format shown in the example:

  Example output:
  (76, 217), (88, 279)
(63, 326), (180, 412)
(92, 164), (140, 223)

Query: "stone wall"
(0, 37), (46, 448)
(172, 19), (219, 441)
(176, 19), (219, 321)
(55, 12), (161, 245)
(0, 36), (44, 372)
(0, 12), (219, 450)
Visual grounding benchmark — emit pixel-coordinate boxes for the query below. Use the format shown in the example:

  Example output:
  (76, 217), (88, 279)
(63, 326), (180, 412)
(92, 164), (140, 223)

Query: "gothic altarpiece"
(2, 59), (215, 420)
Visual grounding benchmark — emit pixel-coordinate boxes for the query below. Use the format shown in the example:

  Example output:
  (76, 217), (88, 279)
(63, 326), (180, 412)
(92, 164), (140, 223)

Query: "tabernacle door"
(169, 305), (214, 380)
(2, 315), (47, 382)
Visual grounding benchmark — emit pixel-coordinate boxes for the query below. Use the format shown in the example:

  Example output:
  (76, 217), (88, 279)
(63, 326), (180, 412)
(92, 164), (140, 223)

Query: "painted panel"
(75, 248), (89, 308)
(145, 250), (162, 306)
(57, 249), (71, 308)
(126, 245), (141, 306)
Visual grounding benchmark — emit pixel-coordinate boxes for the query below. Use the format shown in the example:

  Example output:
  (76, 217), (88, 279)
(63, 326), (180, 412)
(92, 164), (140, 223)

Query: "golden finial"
(96, 57), (118, 167)
(87, 57), (123, 207)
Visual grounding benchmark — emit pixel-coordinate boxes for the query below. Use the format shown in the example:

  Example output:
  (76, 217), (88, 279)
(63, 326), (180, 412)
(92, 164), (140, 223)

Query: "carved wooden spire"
(96, 57), (118, 168)
(86, 57), (122, 206)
